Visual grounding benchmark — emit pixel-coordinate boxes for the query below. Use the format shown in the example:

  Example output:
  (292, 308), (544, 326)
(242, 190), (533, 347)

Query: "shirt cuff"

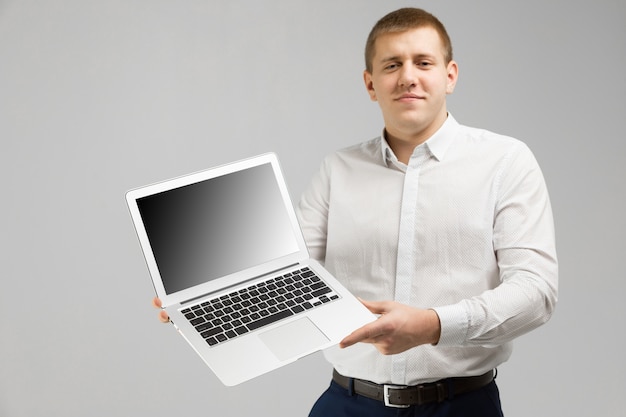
(432, 303), (469, 346)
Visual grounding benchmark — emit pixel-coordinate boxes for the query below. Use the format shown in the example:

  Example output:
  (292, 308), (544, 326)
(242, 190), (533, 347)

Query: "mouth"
(395, 93), (425, 102)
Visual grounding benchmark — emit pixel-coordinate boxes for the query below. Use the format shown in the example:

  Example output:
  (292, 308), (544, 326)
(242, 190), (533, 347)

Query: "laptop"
(126, 153), (375, 386)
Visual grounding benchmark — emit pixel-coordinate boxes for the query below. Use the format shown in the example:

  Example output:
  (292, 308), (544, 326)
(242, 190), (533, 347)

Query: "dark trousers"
(309, 380), (504, 417)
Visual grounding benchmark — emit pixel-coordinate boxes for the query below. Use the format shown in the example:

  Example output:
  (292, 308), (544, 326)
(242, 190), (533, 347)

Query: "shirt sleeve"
(295, 156), (331, 265)
(434, 143), (558, 347)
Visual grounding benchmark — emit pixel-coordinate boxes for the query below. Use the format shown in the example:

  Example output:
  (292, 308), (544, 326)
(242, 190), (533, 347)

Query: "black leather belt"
(332, 369), (494, 408)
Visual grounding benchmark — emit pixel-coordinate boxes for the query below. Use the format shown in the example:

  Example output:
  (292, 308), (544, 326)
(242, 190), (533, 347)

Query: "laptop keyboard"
(180, 267), (340, 347)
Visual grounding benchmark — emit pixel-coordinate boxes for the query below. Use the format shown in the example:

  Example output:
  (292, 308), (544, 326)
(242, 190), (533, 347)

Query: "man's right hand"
(152, 297), (170, 323)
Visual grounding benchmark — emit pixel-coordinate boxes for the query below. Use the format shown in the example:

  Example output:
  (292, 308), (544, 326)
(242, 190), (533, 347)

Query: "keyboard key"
(201, 327), (223, 339)
(235, 326), (249, 336)
(312, 286), (332, 298)
(195, 322), (214, 333)
(190, 317), (205, 326)
(310, 281), (326, 291)
(247, 309), (294, 331)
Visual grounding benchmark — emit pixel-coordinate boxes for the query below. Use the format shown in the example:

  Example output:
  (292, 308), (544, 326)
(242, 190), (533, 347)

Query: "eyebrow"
(378, 56), (401, 65)
(378, 53), (437, 65)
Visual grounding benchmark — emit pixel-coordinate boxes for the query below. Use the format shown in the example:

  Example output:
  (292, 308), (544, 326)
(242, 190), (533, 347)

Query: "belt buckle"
(383, 384), (410, 408)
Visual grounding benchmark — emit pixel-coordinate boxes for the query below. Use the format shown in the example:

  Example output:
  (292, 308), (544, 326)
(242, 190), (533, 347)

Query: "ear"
(363, 70), (377, 101)
(446, 60), (459, 94)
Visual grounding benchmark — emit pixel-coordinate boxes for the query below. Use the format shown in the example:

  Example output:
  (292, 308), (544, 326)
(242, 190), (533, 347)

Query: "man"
(297, 7), (557, 416)
(155, 7), (558, 416)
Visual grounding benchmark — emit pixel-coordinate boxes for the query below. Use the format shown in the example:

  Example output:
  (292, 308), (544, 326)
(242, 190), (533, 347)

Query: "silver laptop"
(126, 153), (374, 386)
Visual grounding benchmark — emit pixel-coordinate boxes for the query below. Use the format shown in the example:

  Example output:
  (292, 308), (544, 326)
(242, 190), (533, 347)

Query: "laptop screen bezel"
(125, 153), (309, 307)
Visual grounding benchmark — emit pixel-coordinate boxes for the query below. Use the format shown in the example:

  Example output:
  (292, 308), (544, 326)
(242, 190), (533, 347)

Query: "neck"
(385, 113), (448, 164)
(384, 134), (423, 164)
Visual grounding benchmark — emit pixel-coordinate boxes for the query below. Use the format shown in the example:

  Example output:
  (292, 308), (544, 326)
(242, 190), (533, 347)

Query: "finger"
(158, 310), (170, 323)
(339, 321), (382, 349)
(152, 297), (162, 309)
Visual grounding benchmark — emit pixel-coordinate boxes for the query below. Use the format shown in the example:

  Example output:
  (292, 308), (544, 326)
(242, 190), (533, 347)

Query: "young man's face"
(364, 27), (458, 144)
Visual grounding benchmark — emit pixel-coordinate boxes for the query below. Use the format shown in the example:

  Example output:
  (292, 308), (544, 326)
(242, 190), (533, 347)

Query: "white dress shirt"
(296, 114), (558, 385)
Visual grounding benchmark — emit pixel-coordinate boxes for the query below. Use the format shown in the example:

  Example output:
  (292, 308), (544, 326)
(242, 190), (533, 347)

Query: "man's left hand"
(339, 299), (441, 355)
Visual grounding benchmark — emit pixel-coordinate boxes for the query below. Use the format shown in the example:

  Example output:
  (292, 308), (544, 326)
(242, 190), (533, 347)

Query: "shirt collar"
(380, 113), (460, 167)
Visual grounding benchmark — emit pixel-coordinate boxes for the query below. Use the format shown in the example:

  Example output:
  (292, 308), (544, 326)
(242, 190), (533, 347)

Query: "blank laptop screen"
(136, 163), (300, 294)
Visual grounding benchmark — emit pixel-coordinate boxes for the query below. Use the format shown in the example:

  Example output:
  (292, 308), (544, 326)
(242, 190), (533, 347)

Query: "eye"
(384, 62), (400, 71)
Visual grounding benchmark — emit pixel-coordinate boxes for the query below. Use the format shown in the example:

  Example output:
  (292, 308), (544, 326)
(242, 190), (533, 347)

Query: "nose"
(398, 64), (417, 88)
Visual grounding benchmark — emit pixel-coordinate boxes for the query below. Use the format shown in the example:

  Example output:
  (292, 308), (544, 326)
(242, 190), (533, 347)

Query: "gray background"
(1, 0), (624, 416)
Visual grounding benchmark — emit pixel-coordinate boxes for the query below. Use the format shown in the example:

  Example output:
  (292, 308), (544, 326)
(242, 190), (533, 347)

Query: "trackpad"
(258, 317), (329, 361)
